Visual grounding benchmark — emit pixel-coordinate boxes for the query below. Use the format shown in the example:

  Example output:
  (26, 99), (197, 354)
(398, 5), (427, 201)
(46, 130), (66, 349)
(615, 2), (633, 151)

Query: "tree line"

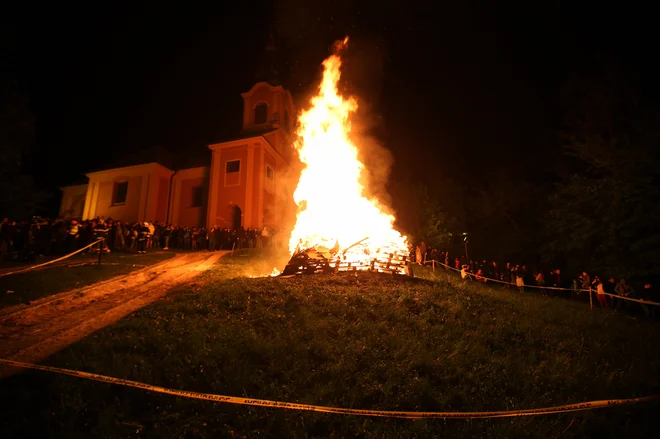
(394, 63), (660, 281)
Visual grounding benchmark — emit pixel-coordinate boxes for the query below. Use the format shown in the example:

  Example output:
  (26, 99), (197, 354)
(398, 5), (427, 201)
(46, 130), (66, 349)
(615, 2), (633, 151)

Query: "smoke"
(349, 101), (396, 214)
(267, 148), (304, 270)
(338, 37), (397, 216)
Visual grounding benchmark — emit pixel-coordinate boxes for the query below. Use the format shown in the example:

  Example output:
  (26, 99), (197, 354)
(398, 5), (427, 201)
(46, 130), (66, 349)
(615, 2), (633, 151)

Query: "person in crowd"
(571, 278), (580, 300)
(515, 264), (525, 292)
(535, 270), (548, 295)
(66, 219), (79, 253)
(614, 278), (633, 307)
(475, 268), (487, 283)
(92, 219), (111, 253)
(502, 262), (512, 288)
(419, 241), (427, 264)
(592, 276), (608, 308)
(605, 277), (619, 308)
(581, 271), (592, 290)
(549, 269), (561, 297)
(136, 222), (150, 254)
(640, 283), (656, 317)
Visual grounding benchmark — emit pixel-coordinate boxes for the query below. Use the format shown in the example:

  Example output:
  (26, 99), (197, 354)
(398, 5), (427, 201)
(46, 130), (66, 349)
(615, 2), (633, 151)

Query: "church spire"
(255, 31), (282, 86)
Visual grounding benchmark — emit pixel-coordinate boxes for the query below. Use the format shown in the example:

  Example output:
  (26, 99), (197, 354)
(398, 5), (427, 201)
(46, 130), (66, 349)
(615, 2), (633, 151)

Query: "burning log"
(280, 237), (410, 277)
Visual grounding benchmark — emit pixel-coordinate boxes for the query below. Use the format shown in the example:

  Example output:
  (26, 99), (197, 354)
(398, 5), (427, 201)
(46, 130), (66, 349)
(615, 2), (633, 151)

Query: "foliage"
(1, 252), (658, 438)
(465, 172), (548, 262)
(545, 66), (660, 278)
(0, 67), (48, 218)
(396, 181), (458, 249)
(547, 176), (660, 278)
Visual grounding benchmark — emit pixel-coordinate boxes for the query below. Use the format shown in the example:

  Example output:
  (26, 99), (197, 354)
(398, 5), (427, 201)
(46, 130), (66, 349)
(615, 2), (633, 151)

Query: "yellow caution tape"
(1, 358), (657, 419)
(0, 239), (103, 278)
(430, 261), (660, 306)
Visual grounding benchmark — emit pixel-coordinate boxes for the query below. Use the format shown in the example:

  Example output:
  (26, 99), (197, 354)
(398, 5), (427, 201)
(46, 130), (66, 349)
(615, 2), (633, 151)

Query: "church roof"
(85, 145), (212, 175)
(210, 127), (279, 145)
(173, 148), (210, 169)
(253, 30), (288, 88)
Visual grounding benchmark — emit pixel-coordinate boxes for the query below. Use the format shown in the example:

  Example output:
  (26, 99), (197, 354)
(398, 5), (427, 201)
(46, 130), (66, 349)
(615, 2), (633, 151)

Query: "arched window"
(283, 109), (290, 132)
(254, 103), (268, 124)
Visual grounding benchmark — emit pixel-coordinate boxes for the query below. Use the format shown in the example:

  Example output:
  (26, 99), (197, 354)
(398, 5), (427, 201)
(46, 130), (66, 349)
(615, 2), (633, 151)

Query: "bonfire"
(282, 38), (410, 276)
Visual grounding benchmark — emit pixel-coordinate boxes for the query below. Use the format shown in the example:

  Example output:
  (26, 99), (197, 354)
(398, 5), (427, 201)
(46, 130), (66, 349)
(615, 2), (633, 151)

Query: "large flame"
(288, 38), (408, 267)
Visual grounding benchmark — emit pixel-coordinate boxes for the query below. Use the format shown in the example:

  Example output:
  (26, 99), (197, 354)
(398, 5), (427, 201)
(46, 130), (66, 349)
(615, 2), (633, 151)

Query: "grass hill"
(1, 251), (658, 438)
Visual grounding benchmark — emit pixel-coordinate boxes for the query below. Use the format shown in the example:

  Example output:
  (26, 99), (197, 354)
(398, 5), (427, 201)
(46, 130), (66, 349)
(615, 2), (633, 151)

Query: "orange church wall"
(262, 149), (277, 228)
(93, 175), (143, 222)
(251, 145), (262, 228)
(83, 163), (174, 224)
(155, 177), (169, 222)
(178, 177), (206, 228)
(170, 166), (209, 228)
(214, 146), (248, 227)
(262, 190), (276, 228)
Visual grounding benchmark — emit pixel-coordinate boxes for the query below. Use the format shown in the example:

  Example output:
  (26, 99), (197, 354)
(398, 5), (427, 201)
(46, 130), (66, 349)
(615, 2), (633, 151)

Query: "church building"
(59, 38), (296, 231)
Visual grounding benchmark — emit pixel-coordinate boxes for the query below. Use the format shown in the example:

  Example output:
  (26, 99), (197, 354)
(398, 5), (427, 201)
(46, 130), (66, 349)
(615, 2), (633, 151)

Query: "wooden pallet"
(280, 245), (410, 276)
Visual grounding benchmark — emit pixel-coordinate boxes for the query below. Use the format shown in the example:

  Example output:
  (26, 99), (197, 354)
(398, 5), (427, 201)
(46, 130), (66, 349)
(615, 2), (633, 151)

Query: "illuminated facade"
(59, 81), (295, 229)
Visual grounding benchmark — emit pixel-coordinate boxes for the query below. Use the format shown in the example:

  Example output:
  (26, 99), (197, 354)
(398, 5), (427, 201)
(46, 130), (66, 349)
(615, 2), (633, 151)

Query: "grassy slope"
(0, 251), (658, 438)
(0, 252), (174, 308)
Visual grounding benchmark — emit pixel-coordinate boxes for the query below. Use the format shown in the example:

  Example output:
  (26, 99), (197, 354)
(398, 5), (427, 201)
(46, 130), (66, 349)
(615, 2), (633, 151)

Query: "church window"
(265, 165), (274, 193)
(191, 185), (203, 207)
(112, 181), (128, 205)
(254, 102), (268, 124)
(226, 160), (240, 174)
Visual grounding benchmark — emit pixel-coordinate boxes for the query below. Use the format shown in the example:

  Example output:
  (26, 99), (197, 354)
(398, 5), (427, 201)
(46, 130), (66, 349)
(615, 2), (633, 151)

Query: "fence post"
(589, 288), (593, 309)
(432, 260), (435, 272)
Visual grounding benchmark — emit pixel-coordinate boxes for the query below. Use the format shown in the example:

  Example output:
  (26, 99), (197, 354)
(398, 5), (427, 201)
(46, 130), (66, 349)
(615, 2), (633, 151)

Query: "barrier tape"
(599, 291), (660, 306)
(0, 358), (657, 419)
(427, 261), (660, 307)
(0, 239), (103, 278)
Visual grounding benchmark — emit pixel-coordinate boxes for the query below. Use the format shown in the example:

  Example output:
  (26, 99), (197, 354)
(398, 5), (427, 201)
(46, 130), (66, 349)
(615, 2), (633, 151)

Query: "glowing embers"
(281, 237), (410, 276)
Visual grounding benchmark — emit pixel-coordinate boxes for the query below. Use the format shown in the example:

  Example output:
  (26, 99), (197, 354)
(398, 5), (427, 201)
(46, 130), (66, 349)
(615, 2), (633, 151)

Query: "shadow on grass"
(0, 252), (175, 309)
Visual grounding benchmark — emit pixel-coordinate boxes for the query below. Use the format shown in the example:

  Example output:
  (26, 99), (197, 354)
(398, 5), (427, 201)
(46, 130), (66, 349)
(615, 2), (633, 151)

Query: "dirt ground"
(0, 251), (226, 372)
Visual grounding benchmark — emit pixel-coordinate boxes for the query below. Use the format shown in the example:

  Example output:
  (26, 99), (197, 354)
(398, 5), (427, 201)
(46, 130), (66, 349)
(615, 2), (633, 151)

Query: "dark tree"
(545, 66), (660, 278)
(392, 180), (459, 249)
(0, 27), (47, 218)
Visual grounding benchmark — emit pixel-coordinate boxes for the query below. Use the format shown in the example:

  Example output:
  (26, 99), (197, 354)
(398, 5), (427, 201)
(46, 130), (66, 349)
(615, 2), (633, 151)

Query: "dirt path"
(0, 251), (226, 371)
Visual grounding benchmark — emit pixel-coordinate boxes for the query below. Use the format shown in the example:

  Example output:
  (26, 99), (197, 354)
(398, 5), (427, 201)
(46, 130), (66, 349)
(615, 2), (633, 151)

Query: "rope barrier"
(0, 239), (103, 279)
(0, 358), (657, 419)
(425, 260), (660, 307)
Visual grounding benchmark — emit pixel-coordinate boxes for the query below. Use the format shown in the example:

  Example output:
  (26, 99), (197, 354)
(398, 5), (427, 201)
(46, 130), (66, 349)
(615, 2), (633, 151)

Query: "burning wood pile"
(280, 37), (410, 277)
(281, 237), (410, 276)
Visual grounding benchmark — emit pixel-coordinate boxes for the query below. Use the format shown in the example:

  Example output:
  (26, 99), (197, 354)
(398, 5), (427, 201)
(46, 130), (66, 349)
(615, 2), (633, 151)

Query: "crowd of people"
(1, 216), (658, 317)
(414, 241), (659, 317)
(0, 216), (276, 263)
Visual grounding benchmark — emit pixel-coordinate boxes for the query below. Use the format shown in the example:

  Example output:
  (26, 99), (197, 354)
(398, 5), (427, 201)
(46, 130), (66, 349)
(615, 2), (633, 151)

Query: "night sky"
(7, 1), (658, 202)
